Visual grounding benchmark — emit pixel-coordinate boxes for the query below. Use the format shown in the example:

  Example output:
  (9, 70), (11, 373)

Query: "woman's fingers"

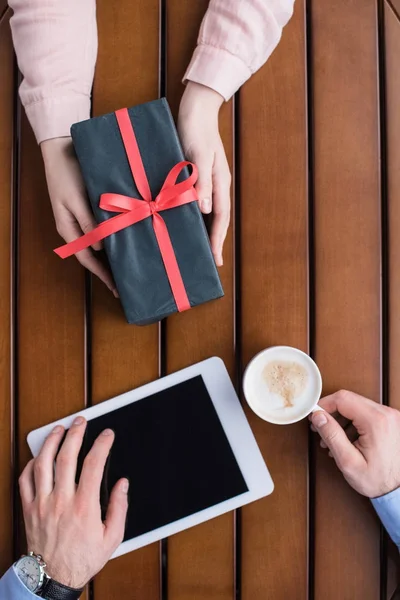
(193, 152), (213, 214)
(209, 147), (231, 266)
(74, 204), (103, 252)
(56, 208), (118, 296)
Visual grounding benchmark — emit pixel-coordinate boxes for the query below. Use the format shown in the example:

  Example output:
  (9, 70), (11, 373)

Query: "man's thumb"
(311, 410), (359, 472)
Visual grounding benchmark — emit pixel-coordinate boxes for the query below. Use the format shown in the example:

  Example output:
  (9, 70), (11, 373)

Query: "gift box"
(55, 98), (224, 325)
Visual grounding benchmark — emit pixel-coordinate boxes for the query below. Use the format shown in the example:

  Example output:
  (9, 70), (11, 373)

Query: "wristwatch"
(14, 552), (83, 599)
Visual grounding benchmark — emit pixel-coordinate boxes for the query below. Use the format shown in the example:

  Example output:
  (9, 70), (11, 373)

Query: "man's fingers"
(314, 411), (353, 447)
(19, 459), (36, 505)
(311, 410), (365, 473)
(33, 425), (65, 496)
(318, 390), (381, 429)
(193, 152), (213, 214)
(54, 417), (86, 495)
(344, 423), (359, 444)
(104, 478), (129, 550)
(210, 148), (231, 266)
(77, 429), (115, 501)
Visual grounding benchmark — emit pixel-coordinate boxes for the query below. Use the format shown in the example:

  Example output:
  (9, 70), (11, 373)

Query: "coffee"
(243, 347), (322, 425)
(263, 360), (308, 408)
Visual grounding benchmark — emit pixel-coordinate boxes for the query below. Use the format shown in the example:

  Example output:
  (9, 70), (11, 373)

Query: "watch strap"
(40, 577), (83, 600)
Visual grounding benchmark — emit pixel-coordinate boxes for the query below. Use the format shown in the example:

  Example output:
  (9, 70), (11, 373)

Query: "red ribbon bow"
(54, 108), (199, 313)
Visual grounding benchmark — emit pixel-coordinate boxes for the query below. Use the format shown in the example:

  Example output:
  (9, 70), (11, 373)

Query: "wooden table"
(1, 1), (400, 598)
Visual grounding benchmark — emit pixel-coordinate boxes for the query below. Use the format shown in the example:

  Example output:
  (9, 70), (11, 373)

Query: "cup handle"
(311, 405), (325, 414)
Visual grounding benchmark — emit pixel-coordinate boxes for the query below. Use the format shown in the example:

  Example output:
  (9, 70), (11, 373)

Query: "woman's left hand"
(177, 82), (231, 267)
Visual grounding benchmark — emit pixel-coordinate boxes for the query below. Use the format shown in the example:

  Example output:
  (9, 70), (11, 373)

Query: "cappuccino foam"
(263, 360), (308, 408)
(244, 347), (321, 424)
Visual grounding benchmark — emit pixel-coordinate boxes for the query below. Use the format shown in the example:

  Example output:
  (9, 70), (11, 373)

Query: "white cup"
(243, 346), (323, 425)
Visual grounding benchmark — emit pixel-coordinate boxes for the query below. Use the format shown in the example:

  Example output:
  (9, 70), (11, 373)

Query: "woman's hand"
(178, 82), (231, 267)
(41, 137), (117, 296)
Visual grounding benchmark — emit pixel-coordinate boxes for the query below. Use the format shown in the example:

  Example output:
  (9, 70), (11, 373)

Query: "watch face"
(16, 556), (42, 592)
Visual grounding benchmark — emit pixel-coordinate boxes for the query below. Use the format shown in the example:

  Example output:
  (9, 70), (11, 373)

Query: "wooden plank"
(0, 10), (14, 573)
(385, 1), (400, 596)
(387, 548), (399, 600)
(240, 2), (309, 598)
(389, 0), (400, 19)
(386, 0), (400, 452)
(0, 3), (8, 21)
(312, 1), (381, 598)
(165, 2), (235, 599)
(91, 2), (161, 599)
(17, 102), (86, 567)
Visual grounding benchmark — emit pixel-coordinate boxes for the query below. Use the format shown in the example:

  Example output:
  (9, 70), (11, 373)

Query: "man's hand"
(311, 390), (400, 498)
(41, 137), (118, 296)
(19, 417), (129, 589)
(178, 82), (231, 267)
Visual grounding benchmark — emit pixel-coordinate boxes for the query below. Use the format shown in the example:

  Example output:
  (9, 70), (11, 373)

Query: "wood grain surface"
(388, 0), (400, 19)
(91, 1), (161, 599)
(165, 2), (236, 599)
(385, 2), (400, 596)
(0, 10), (14, 573)
(240, 2), (309, 598)
(0, 2), (8, 21)
(312, 1), (381, 598)
(2, 0), (399, 596)
(17, 115), (87, 554)
(386, 0), (400, 424)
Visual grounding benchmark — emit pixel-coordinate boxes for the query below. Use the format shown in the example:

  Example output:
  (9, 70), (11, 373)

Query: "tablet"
(27, 357), (274, 558)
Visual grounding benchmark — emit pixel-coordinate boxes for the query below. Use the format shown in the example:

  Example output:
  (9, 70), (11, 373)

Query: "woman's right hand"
(41, 137), (117, 296)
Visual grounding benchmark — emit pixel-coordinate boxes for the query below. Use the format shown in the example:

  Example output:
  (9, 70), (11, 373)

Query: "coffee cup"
(243, 346), (323, 425)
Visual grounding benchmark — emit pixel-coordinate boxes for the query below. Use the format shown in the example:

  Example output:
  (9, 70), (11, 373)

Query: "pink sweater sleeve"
(9, 0), (97, 144)
(9, 0), (292, 144)
(184, 0), (295, 100)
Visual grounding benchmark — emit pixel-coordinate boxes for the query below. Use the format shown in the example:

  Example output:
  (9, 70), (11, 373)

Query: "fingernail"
(313, 413), (327, 428)
(52, 425), (63, 434)
(101, 428), (114, 436)
(112, 288), (119, 299)
(122, 479), (129, 493)
(73, 416), (84, 426)
(201, 198), (212, 213)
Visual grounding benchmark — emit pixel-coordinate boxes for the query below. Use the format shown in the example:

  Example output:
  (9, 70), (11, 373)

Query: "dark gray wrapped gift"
(55, 98), (224, 325)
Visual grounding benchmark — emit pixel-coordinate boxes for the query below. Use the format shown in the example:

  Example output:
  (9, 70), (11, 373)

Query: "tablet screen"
(76, 375), (249, 540)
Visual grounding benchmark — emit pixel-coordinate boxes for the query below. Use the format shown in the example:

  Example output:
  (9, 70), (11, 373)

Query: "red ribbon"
(54, 107), (199, 313)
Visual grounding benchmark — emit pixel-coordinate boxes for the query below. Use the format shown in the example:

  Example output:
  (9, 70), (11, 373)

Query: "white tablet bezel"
(27, 356), (274, 558)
